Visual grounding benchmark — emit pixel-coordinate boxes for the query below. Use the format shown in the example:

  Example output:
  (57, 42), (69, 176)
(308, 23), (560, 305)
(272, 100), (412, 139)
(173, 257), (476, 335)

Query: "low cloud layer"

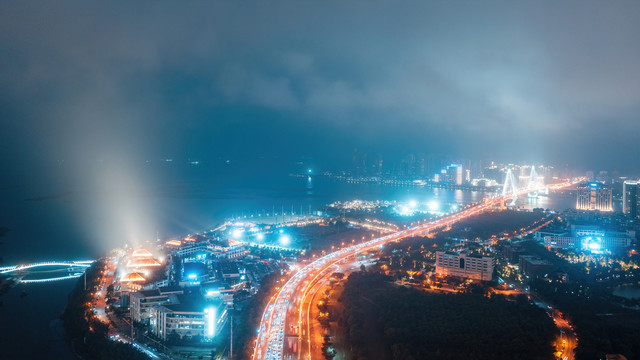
(1, 1), (639, 172)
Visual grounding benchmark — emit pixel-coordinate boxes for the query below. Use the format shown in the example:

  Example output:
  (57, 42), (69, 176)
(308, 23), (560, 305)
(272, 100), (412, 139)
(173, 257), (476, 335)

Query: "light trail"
(252, 179), (581, 360)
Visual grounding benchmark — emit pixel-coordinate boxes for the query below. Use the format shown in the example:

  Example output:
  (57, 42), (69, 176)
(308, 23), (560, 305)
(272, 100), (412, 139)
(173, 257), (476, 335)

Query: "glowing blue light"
(188, 273), (197, 280)
(205, 307), (215, 337)
(279, 234), (291, 246)
(232, 229), (243, 238)
(408, 200), (418, 208)
(428, 200), (439, 212)
(256, 233), (265, 241)
(588, 242), (601, 250)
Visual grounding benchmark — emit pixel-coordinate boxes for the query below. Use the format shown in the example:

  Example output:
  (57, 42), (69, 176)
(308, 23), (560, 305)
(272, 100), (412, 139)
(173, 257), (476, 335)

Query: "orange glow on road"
(252, 179), (581, 360)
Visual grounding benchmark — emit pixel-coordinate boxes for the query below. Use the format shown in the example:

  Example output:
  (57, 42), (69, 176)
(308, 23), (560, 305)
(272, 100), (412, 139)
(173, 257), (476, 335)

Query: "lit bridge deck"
(0, 260), (95, 283)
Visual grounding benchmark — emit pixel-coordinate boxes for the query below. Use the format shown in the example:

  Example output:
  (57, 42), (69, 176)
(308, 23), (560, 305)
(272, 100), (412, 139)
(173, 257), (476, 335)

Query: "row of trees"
(61, 259), (150, 360)
(340, 271), (557, 360)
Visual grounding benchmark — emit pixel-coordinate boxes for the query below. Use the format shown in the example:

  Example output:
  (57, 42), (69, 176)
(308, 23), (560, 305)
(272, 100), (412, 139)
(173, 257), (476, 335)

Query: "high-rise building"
(576, 182), (613, 212)
(623, 180), (639, 218)
(455, 165), (463, 185)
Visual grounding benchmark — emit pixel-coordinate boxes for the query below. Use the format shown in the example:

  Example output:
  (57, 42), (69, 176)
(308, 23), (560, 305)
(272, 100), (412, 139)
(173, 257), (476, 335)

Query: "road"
(553, 311), (577, 360)
(90, 258), (167, 360)
(252, 179), (581, 360)
(502, 275), (577, 360)
(94, 258), (116, 323)
(530, 295), (577, 360)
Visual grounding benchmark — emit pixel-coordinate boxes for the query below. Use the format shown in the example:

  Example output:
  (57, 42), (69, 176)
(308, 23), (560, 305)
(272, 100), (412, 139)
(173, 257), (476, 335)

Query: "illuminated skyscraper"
(455, 165), (463, 185)
(576, 182), (612, 212)
(623, 180), (639, 218)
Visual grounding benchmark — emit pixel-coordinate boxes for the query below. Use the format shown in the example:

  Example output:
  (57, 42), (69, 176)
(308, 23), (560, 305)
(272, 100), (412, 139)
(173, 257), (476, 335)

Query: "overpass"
(252, 178), (581, 360)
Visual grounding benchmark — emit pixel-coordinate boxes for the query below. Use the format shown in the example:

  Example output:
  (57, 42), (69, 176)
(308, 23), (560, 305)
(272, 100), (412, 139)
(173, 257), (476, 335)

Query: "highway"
(252, 179), (581, 360)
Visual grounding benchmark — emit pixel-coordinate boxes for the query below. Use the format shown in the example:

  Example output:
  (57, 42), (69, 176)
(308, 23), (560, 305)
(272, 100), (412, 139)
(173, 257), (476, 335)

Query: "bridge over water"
(0, 260), (95, 283)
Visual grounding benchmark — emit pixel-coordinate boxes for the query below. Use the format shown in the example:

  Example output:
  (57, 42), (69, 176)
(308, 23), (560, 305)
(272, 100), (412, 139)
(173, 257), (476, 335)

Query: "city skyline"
(2, 2), (640, 360)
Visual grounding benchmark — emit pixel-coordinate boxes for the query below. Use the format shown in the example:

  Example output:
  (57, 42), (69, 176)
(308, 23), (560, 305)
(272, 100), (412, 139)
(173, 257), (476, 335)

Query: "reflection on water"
(613, 284), (640, 300)
(516, 192), (576, 212)
(0, 174), (579, 264)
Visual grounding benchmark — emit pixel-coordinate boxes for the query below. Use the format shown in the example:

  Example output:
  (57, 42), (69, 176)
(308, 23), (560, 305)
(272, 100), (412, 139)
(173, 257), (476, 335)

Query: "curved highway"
(253, 179), (580, 360)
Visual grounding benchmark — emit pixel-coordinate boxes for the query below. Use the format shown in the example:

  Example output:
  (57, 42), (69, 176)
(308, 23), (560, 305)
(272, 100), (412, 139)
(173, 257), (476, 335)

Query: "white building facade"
(435, 251), (494, 281)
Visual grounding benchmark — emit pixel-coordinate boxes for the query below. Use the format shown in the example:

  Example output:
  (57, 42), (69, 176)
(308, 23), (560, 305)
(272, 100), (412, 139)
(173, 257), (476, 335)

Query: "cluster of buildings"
(534, 179), (639, 255)
(534, 183), (637, 254)
(119, 249), (164, 293)
(432, 163), (555, 190)
(129, 286), (226, 341)
(346, 150), (562, 189)
(114, 226), (280, 344)
(433, 164), (467, 185)
(539, 223), (633, 255)
(502, 244), (553, 277)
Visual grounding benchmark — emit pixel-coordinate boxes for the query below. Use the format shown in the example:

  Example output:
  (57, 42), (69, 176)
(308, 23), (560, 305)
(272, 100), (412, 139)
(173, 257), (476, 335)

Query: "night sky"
(1, 1), (640, 175)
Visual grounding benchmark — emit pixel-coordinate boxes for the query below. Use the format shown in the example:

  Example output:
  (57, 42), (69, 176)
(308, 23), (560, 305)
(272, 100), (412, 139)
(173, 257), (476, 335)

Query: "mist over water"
(0, 159), (577, 265)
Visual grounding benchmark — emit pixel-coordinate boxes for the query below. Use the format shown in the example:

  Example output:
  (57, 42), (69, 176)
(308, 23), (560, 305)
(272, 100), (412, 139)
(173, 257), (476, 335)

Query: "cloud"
(0, 1), (639, 170)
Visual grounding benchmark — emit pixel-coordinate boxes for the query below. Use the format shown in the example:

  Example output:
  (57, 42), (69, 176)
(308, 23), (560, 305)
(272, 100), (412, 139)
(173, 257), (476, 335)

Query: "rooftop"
(127, 258), (161, 267)
(121, 272), (146, 282)
(160, 290), (223, 313)
(132, 248), (153, 258)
